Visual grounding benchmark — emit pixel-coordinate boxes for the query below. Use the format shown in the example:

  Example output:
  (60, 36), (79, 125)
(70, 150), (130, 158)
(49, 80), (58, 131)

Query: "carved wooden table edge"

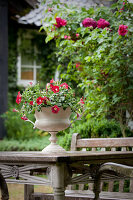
(0, 151), (133, 200)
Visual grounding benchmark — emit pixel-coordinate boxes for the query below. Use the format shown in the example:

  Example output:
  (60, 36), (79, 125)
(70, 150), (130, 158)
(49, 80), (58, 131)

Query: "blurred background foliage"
(1, 0), (133, 151)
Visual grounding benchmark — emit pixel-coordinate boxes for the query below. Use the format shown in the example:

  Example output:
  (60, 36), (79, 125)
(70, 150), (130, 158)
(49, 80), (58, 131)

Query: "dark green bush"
(60, 118), (132, 150)
(1, 108), (45, 140)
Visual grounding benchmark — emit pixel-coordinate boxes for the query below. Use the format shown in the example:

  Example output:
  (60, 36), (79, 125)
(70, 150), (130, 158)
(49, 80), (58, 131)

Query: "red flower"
(16, 91), (22, 104)
(76, 62), (81, 68)
(60, 82), (69, 89)
(51, 105), (60, 114)
(82, 18), (97, 28)
(118, 24), (128, 36)
(21, 116), (28, 121)
(54, 17), (67, 28)
(51, 85), (59, 93)
(79, 97), (85, 104)
(97, 18), (110, 29)
(43, 96), (48, 105)
(36, 97), (44, 105)
(29, 101), (33, 105)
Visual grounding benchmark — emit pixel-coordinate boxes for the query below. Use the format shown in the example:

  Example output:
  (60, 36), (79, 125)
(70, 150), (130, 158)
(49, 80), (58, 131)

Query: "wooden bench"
(30, 133), (133, 200)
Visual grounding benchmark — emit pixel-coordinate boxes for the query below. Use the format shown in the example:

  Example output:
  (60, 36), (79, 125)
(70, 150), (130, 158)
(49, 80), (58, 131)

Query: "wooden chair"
(29, 133), (133, 200)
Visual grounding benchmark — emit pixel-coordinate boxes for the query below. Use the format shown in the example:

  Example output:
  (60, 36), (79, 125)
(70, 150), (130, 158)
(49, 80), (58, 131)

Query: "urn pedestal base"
(42, 143), (66, 153)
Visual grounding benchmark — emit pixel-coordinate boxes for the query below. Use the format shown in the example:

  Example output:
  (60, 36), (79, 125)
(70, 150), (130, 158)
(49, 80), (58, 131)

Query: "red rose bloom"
(54, 17), (67, 28)
(60, 82), (69, 89)
(82, 18), (97, 28)
(21, 116), (28, 121)
(118, 24), (128, 36)
(16, 91), (22, 104)
(97, 18), (110, 29)
(51, 85), (59, 93)
(36, 97), (44, 105)
(29, 101), (33, 105)
(51, 105), (60, 114)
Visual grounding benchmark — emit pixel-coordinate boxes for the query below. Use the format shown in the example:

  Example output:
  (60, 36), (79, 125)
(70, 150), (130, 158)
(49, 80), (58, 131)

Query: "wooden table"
(0, 151), (133, 200)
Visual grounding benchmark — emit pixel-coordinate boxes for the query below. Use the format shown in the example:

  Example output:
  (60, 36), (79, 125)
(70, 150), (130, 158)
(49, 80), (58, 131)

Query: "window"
(17, 31), (41, 87)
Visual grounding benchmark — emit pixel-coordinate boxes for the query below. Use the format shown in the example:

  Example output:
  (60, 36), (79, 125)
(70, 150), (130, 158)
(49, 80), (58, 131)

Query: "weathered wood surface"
(0, 151), (133, 165)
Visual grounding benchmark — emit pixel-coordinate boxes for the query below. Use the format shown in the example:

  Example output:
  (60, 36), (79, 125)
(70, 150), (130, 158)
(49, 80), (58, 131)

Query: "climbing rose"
(54, 17), (67, 28)
(51, 105), (60, 114)
(36, 97), (44, 105)
(82, 18), (97, 28)
(21, 116), (28, 120)
(64, 35), (68, 39)
(51, 85), (59, 93)
(16, 91), (22, 104)
(118, 25), (128, 36)
(97, 18), (110, 29)
(60, 82), (69, 89)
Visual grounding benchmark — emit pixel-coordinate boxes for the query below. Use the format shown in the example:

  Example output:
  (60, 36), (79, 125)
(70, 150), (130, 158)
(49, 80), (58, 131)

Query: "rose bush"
(41, 0), (133, 136)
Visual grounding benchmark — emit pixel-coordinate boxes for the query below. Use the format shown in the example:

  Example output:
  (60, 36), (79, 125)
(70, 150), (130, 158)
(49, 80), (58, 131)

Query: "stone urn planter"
(34, 107), (71, 153)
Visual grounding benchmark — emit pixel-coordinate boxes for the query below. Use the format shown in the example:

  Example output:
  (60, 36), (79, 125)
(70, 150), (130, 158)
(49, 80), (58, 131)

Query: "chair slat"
(108, 181), (114, 192)
(130, 179), (133, 192)
(119, 180), (124, 192)
(76, 138), (133, 148)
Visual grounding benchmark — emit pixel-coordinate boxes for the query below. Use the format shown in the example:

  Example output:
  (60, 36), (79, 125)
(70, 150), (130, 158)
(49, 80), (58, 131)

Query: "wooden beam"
(0, 0), (8, 139)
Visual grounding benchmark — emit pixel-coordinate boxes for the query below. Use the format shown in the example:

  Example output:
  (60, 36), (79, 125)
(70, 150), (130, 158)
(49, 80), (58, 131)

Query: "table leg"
(51, 163), (65, 200)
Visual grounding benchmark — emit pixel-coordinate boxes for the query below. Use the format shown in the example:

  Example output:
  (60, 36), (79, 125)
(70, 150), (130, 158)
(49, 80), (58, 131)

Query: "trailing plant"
(41, 0), (133, 137)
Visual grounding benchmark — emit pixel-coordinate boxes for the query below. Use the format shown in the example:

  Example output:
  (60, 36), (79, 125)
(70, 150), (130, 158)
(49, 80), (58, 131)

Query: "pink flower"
(68, 36), (71, 40)
(123, 2), (125, 5)
(54, 17), (67, 28)
(51, 85), (59, 93)
(16, 91), (22, 104)
(82, 18), (97, 28)
(60, 82), (69, 89)
(76, 33), (80, 38)
(118, 24), (128, 36)
(21, 116), (28, 121)
(51, 105), (60, 114)
(29, 82), (33, 85)
(50, 78), (54, 83)
(12, 108), (18, 112)
(29, 101), (33, 105)
(36, 97), (44, 105)
(64, 35), (68, 39)
(97, 18), (110, 29)
(48, 7), (53, 12)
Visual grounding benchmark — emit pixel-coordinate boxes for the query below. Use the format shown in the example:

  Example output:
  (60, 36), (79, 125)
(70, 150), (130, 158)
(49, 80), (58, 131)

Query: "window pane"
(21, 68), (33, 80)
(21, 52), (34, 65)
(37, 68), (41, 81)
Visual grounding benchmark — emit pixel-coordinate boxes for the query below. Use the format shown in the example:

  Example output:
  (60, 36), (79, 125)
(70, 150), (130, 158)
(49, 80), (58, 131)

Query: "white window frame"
(17, 33), (41, 87)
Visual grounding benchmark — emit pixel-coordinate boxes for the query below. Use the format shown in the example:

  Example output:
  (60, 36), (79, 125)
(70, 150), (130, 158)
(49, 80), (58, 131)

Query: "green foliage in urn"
(15, 79), (85, 120)
(41, 0), (133, 136)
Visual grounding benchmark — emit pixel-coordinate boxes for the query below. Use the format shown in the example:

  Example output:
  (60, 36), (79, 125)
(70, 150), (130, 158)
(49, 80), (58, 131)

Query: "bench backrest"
(70, 133), (133, 193)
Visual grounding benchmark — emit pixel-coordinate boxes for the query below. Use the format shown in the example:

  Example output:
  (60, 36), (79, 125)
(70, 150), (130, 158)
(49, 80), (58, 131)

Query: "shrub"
(1, 108), (45, 140)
